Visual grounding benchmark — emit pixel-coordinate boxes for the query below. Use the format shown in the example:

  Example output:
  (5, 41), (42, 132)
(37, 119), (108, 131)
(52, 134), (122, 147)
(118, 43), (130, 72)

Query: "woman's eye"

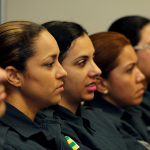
(127, 66), (133, 72)
(45, 62), (54, 67)
(77, 60), (86, 66)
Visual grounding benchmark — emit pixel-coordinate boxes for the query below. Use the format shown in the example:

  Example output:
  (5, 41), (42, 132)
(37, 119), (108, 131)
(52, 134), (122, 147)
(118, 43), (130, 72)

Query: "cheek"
(137, 51), (150, 77)
(24, 70), (55, 89)
(137, 51), (150, 65)
(110, 76), (134, 94)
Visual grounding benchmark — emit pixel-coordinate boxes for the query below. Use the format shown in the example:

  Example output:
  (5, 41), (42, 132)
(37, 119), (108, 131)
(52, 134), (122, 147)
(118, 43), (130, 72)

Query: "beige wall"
(4, 0), (150, 35)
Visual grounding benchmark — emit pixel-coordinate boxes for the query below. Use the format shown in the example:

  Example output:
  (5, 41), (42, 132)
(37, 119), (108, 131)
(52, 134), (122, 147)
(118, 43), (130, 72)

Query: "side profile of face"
(100, 45), (145, 108)
(18, 30), (67, 108)
(0, 68), (7, 117)
(61, 33), (101, 103)
(136, 23), (150, 82)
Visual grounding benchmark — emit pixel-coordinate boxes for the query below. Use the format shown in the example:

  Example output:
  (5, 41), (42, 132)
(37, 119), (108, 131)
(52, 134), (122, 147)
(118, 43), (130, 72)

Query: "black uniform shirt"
(124, 106), (150, 143)
(0, 102), (73, 150)
(36, 110), (92, 150)
(136, 89), (150, 127)
(84, 94), (150, 144)
(84, 92), (150, 143)
(41, 104), (132, 150)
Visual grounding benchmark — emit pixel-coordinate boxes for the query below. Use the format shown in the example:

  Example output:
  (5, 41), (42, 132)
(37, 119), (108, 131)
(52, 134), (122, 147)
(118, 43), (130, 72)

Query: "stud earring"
(104, 90), (108, 94)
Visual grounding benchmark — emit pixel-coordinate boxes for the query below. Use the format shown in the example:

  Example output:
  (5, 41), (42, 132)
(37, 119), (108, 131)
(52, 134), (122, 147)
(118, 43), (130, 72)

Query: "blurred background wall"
(1, 0), (150, 35)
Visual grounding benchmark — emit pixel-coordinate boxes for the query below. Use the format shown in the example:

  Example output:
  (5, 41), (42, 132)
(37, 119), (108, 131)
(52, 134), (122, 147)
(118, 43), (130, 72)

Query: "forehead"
(34, 30), (59, 56)
(139, 23), (150, 45)
(64, 34), (95, 59)
(116, 45), (137, 68)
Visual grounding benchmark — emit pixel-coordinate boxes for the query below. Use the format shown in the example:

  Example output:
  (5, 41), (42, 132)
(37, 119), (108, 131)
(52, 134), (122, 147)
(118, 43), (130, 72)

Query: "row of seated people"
(0, 16), (150, 150)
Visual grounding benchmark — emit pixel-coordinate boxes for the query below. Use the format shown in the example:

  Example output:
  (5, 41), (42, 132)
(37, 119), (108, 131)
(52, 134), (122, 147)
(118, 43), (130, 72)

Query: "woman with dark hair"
(0, 21), (68, 150)
(108, 15), (150, 140)
(41, 21), (148, 150)
(108, 16), (150, 47)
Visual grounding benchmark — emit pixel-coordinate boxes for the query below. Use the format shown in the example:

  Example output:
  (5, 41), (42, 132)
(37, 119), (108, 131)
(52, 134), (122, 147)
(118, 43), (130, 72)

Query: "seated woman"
(108, 16), (150, 129)
(0, 21), (71, 150)
(84, 31), (150, 145)
(0, 68), (7, 118)
(41, 21), (148, 150)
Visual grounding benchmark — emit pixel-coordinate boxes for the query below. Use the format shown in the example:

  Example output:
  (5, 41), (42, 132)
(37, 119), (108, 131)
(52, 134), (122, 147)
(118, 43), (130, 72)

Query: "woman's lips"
(137, 88), (144, 95)
(56, 84), (64, 92)
(85, 82), (97, 92)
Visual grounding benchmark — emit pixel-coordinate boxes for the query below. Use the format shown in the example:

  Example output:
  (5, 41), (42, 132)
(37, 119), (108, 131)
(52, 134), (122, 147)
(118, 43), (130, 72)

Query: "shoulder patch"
(65, 136), (79, 150)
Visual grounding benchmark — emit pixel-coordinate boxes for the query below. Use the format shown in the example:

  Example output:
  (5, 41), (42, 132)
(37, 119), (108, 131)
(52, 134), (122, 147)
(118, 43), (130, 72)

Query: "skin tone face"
(98, 45), (145, 108)
(136, 23), (150, 88)
(0, 68), (7, 118)
(59, 33), (101, 114)
(6, 30), (67, 120)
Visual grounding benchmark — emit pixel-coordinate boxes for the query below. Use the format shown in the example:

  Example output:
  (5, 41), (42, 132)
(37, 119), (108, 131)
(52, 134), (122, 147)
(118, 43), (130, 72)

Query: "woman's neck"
(5, 92), (39, 121)
(59, 96), (80, 115)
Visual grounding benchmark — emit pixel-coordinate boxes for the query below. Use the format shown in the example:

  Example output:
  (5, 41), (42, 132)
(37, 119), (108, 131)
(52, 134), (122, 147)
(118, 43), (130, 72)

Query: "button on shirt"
(0, 102), (70, 150)
(41, 104), (129, 150)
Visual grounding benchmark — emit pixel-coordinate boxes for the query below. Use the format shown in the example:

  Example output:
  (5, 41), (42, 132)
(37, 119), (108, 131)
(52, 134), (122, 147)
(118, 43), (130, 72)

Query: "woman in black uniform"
(108, 16), (150, 142)
(84, 31), (150, 146)
(0, 21), (69, 150)
(41, 21), (148, 150)
(108, 16), (150, 128)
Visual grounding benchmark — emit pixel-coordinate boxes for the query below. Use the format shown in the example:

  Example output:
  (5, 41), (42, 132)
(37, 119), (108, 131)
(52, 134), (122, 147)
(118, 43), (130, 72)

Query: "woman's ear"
(5, 66), (21, 87)
(96, 77), (109, 94)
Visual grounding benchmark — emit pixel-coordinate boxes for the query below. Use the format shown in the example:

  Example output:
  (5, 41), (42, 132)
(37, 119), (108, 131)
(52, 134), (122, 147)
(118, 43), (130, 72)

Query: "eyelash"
(45, 62), (54, 67)
(77, 60), (86, 66)
(127, 66), (134, 72)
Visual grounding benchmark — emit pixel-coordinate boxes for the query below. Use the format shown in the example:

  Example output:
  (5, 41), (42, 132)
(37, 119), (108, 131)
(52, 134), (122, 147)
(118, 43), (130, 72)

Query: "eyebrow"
(43, 54), (57, 61)
(74, 53), (95, 61)
(74, 56), (88, 61)
(125, 62), (137, 68)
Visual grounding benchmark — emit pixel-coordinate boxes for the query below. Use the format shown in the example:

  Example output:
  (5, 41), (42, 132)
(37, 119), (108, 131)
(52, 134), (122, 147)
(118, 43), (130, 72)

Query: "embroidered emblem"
(65, 136), (79, 150)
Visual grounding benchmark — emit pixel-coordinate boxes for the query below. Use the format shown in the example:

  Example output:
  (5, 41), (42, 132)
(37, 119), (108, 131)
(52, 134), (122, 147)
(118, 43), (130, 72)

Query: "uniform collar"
(0, 102), (47, 138)
(50, 104), (95, 131)
(92, 95), (125, 119)
(86, 93), (143, 119)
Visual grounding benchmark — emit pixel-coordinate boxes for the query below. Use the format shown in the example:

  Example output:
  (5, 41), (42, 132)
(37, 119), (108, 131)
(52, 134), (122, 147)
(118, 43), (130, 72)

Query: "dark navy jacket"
(84, 92), (150, 144)
(41, 104), (148, 150)
(136, 89), (150, 127)
(0, 102), (73, 150)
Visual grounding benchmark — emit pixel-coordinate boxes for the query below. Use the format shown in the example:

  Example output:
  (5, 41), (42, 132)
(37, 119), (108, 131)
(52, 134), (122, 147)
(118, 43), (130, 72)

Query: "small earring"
(104, 90), (108, 94)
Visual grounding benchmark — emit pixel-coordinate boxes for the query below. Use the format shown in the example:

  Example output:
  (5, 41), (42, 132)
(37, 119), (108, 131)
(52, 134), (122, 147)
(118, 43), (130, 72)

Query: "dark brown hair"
(90, 31), (130, 78)
(0, 21), (46, 70)
(42, 21), (87, 63)
(108, 16), (150, 46)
